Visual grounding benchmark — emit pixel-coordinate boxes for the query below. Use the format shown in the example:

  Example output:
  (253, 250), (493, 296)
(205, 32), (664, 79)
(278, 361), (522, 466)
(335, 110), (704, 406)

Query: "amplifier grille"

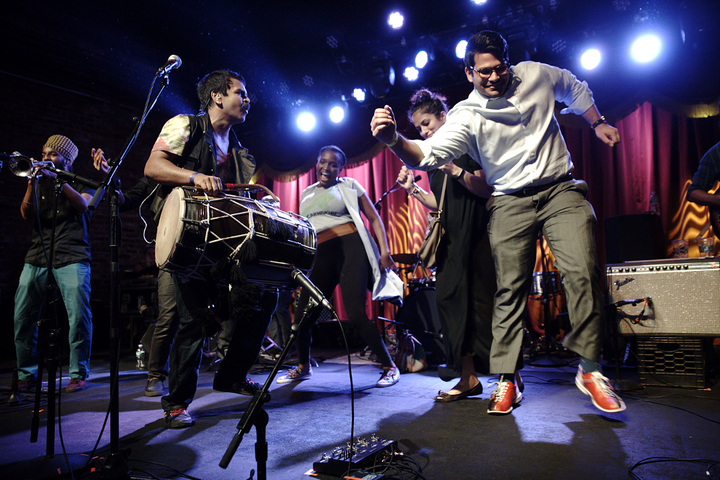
(605, 258), (720, 336)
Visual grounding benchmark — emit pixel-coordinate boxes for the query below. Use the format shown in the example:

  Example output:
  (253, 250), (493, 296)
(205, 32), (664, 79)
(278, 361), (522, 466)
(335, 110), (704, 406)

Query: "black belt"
(513, 173), (573, 197)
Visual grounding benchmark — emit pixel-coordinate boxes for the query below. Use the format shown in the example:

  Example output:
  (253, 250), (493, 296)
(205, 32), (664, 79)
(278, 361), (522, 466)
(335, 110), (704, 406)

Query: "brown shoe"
(575, 367), (626, 413)
(434, 381), (483, 402)
(66, 378), (86, 393)
(487, 378), (522, 415)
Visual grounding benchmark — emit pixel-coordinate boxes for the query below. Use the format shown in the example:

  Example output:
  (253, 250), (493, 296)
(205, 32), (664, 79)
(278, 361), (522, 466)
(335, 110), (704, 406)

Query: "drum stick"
(224, 183), (281, 204)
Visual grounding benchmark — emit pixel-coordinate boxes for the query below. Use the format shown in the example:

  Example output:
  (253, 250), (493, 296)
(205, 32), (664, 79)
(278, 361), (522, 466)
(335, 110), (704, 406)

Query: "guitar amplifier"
(605, 258), (720, 336)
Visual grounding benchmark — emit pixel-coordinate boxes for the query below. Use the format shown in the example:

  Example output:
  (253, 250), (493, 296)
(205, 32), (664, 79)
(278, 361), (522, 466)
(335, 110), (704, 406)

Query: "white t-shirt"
(300, 177), (365, 233)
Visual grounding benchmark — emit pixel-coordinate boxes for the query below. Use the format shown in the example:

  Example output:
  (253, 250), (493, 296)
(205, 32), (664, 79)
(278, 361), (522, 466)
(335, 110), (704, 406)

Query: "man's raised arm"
(370, 105), (425, 167)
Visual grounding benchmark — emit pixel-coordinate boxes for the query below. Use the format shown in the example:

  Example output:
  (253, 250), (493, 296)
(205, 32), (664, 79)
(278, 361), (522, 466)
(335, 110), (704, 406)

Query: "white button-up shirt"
(415, 61), (595, 195)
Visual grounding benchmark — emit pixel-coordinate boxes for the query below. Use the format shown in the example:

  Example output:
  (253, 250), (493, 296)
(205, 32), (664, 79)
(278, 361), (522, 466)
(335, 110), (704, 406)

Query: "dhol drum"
(526, 271), (568, 340)
(155, 187), (316, 285)
(394, 286), (446, 366)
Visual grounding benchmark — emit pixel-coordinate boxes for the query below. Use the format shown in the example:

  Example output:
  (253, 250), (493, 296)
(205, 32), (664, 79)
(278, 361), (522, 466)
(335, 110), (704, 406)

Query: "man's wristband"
(387, 133), (399, 148)
(454, 169), (465, 181)
(189, 172), (199, 184)
(591, 116), (607, 129)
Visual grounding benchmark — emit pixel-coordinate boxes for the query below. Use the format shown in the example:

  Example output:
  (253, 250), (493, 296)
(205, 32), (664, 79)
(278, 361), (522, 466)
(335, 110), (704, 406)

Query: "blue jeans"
(14, 262), (93, 381)
(486, 180), (603, 373)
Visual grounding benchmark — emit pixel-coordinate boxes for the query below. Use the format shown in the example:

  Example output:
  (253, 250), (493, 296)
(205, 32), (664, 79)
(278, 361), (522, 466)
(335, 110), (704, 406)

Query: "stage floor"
(1, 346), (719, 480)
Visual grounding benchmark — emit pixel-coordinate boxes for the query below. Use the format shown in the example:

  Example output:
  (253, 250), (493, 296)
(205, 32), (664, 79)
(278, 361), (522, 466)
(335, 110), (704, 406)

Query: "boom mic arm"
(291, 269), (333, 312)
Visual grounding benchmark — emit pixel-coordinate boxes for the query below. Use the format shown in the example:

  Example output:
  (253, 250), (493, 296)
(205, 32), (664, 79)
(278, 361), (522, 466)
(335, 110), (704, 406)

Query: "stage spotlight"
(329, 105), (345, 124)
(455, 40), (467, 59)
(403, 66), (419, 82)
(630, 34), (661, 63)
(415, 50), (429, 69)
(388, 11), (404, 29)
(580, 48), (602, 70)
(352, 88), (366, 102)
(472, 0), (488, 4)
(296, 112), (316, 132)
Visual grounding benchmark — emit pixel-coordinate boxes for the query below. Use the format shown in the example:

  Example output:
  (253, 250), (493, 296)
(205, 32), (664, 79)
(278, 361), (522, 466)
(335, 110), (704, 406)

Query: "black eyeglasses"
(468, 64), (508, 78)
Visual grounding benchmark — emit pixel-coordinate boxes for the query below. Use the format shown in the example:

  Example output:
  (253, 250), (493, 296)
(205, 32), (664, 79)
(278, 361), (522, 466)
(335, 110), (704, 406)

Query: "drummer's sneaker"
(487, 375), (522, 415)
(213, 376), (261, 396)
(575, 366), (626, 413)
(277, 365), (312, 384)
(164, 408), (194, 429)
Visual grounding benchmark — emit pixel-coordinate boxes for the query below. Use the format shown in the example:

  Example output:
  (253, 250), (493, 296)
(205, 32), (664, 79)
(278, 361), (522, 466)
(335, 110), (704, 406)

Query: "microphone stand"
(377, 316), (443, 341)
(220, 270), (334, 480)
(375, 175), (422, 211)
(88, 71), (172, 478)
(373, 181), (404, 212)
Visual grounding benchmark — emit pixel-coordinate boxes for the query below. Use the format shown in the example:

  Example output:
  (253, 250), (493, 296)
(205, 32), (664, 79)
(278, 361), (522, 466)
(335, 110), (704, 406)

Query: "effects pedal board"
(312, 434), (396, 478)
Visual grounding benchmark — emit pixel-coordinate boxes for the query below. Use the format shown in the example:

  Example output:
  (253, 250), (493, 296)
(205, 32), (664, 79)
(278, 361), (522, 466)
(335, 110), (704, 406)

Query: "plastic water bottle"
(649, 191), (660, 215)
(136, 344), (146, 370)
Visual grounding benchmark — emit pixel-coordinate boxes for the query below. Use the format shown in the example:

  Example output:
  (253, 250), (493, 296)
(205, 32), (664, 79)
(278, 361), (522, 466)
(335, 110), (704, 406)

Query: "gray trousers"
(486, 179), (603, 373)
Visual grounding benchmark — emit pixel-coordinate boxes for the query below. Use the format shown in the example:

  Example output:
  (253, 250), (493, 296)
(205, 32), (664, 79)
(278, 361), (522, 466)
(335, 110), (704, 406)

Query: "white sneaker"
(276, 366), (312, 384)
(376, 368), (400, 388)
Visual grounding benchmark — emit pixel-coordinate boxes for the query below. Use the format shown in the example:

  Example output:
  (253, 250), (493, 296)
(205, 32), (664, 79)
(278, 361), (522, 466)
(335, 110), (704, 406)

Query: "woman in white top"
(277, 145), (400, 387)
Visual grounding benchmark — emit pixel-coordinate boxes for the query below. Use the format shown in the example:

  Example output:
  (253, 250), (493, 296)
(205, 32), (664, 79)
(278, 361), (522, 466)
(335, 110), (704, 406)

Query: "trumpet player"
(13, 135), (95, 394)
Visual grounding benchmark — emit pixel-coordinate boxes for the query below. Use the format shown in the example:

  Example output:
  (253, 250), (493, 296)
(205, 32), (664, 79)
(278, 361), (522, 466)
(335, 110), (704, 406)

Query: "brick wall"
(0, 73), (171, 361)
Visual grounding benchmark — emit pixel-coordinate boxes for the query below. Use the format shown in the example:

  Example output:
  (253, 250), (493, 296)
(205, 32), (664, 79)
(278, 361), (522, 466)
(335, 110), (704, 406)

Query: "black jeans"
(147, 269), (179, 381)
(294, 231), (393, 368)
(161, 275), (277, 412)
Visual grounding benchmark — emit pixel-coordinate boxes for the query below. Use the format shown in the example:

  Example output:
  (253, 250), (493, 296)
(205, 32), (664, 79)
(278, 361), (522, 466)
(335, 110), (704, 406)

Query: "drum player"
(143, 69), (278, 428)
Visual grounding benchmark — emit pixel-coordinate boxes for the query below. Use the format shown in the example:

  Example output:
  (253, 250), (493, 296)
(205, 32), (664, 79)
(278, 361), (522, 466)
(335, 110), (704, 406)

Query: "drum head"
(155, 188), (186, 268)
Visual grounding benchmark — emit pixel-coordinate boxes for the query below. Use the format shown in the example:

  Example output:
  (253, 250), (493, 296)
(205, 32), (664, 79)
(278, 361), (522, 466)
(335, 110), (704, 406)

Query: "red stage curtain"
(562, 101), (720, 264)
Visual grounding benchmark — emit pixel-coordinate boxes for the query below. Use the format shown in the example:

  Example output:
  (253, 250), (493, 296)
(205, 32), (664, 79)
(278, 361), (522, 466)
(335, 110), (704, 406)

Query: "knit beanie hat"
(43, 135), (78, 165)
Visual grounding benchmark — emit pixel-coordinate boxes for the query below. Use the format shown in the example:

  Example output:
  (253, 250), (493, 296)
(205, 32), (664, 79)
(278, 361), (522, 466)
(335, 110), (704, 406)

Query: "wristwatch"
(591, 116), (607, 129)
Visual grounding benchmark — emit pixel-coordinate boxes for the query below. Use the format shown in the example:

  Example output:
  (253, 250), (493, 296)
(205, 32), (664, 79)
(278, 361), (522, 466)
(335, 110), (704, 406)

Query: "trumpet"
(7, 152), (55, 178)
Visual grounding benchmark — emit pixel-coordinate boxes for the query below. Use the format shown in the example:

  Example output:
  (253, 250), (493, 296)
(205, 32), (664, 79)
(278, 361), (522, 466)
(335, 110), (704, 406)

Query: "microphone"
(156, 55), (182, 76)
(393, 175), (422, 187)
(291, 269), (333, 312)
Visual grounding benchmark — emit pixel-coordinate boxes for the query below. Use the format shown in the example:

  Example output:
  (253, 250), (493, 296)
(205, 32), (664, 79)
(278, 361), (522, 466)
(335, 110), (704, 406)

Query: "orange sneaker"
(487, 378), (522, 415)
(575, 366), (626, 413)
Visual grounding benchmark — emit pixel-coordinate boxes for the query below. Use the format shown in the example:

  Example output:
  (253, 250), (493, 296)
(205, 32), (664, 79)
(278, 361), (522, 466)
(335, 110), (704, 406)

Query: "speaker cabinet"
(605, 258), (720, 336)
(604, 213), (665, 264)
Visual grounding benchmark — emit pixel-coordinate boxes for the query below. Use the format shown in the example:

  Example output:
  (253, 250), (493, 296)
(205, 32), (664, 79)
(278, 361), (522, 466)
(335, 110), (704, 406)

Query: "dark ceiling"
(4, 0), (720, 175)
